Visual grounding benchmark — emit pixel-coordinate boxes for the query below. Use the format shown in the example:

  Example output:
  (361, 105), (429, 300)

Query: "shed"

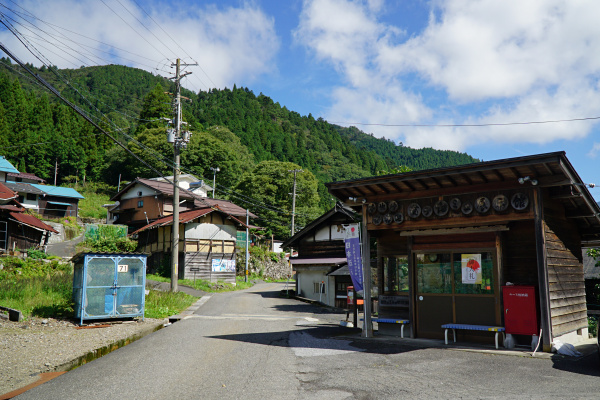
(327, 151), (600, 351)
(72, 253), (147, 325)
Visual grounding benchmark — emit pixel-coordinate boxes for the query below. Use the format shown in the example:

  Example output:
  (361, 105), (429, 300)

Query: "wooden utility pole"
(289, 169), (302, 236)
(168, 58), (196, 292)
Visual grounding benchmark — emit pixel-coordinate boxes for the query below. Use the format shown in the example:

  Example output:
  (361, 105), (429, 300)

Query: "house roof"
(282, 202), (357, 248)
(30, 184), (84, 199)
(112, 177), (256, 218)
(0, 182), (17, 201)
(3, 182), (46, 195)
(7, 172), (45, 183)
(9, 211), (59, 234)
(0, 204), (23, 212)
(290, 257), (347, 266)
(0, 156), (19, 174)
(327, 151), (600, 247)
(130, 207), (251, 235)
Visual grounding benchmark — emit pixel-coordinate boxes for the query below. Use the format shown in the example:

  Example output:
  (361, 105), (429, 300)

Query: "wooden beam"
(533, 188), (552, 352)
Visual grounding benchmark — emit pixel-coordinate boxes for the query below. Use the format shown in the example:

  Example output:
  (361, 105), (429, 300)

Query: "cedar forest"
(0, 60), (479, 239)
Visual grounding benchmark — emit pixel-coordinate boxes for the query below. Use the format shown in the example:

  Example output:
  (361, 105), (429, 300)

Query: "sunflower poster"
(461, 254), (482, 284)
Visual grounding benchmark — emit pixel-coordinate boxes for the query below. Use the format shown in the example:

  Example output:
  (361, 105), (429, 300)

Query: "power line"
(330, 116), (600, 128)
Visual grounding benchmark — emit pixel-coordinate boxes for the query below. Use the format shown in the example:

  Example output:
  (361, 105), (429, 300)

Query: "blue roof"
(0, 156), (19, 174)
(30, 184), (85, 199)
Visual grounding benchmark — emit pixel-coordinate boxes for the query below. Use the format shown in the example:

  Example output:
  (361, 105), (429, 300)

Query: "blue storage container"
(72, 253), (147, 325)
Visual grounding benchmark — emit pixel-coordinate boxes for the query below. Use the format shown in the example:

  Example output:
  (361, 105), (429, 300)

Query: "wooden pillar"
(407, 235), (414, 338)
(533, 188), (552, 351)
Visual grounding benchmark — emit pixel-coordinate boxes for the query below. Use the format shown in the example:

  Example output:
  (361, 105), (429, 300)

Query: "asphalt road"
(16, 282), (600, 399)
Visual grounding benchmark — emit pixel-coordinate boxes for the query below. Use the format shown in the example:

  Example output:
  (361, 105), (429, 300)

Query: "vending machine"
(502, 285), (539, 335)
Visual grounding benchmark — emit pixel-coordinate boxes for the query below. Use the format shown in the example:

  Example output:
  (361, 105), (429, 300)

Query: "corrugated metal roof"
(0, 204), (23, 212)
(290, 257), (347, 265)
(6, 172), (45, 182)
(0, 156), (19, 174)
(9, 212), (59, 233)
(0, 182), (17, 201)
(30, 184), (84, 199)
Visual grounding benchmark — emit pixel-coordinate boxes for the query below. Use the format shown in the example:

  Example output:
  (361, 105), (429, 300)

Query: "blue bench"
(373, 318), (410, 338)
(442, 324), (505, 349)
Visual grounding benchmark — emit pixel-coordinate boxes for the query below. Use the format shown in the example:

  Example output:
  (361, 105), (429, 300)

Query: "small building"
(109, 177), (254, 233)
(132, 207), (252, 283)
(282, 202), (358, 308)
(327, 152), (600, 351)
(30, 184), (84, 219)
(0, 182), (58, 252)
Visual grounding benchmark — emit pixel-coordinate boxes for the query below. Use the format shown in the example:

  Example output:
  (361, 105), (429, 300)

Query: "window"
(137, 200), (143, 208)
(416, 252), (494, 295)
(313, 281), (325, 294)
(137, 191), (143, 197)
(383, 256), (409, 294)
(26, 193), (36, 201)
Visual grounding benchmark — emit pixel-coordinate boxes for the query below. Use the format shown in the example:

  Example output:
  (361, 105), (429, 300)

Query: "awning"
(47, 201), (71, 206)
(327, 265), (350, 276)
(290, 257), (347, 266)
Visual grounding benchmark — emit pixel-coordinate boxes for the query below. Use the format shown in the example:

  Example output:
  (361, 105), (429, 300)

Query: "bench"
(373, 318), (410, 338)
(442, 324), (505, 349)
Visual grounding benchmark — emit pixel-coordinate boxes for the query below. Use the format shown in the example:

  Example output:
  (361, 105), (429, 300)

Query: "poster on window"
(461, 253), (482, 284)
(212, 259), (236, 272)
(343, 223), (363, 292)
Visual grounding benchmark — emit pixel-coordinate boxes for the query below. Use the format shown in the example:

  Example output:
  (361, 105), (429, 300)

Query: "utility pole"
(167, 58), (196, 292)
(288, 169), (303, 237)
(210, 167), (220, 198)
(245, 208), (249, 283)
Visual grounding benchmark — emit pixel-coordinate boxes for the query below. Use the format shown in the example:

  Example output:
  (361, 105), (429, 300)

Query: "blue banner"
(344, 224), (363, 292)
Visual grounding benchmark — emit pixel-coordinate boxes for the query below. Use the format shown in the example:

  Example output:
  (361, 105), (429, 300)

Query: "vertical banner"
(461, 253), (482, 284)
(344, 223), (363, 292)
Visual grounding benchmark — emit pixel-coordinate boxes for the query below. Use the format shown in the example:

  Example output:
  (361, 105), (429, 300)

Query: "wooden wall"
(502, 220), (538, 286)
(183, 250), (235, 283)
(544, 216), (587, 336)
(5, 219), (45, 250)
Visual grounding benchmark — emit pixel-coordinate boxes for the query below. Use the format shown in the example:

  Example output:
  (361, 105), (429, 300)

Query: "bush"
(27, 248), (47, 260)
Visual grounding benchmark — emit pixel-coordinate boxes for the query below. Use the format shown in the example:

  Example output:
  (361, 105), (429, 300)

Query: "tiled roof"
(30, 184), (84, 199)
(0, 156), (19, 174)
(3, 182), (46, 195)
(194, 197), (256, 218)
(0, 182), (17, 201)
(7, 172), (45, 183)
(131, 207), (251, 235)
(9, 212), (59, 233)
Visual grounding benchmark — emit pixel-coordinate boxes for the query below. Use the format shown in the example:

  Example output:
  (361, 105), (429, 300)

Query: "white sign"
(211, 259), (236, 272)
(118, 264), (128, 273)
(461, 254), (482, 284)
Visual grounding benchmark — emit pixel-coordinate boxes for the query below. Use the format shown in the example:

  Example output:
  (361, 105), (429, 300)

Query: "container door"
(115, 257), (145, 316)
(84, 257), (117, 317)
(503, 285), (538, 335)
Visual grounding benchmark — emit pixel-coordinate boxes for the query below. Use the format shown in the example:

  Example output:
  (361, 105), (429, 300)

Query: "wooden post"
(533, 188), (552, 351)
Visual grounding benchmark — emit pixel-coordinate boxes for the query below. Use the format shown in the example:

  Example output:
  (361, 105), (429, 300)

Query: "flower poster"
(461, 254), (482, 284)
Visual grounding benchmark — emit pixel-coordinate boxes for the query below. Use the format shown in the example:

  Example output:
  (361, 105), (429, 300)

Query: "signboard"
(211, 259), (236, 272)
(236, 231), (247, 248)
(344, 223), (363, 292)
(461, 253), (482, 284)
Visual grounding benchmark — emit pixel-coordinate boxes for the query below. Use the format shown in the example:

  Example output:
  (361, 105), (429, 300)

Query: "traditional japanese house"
(282, 202), (358, 308)
(327, 152), (600, 351)
(132, 207), (253, 283)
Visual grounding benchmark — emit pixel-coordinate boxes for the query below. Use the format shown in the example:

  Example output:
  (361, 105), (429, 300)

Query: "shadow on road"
(551, 349), (600, 377)
(207, 324), (421, 356)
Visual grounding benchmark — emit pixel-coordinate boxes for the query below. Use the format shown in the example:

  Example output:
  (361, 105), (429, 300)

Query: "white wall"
(185, 222), (236, 241)
(296, 269), (335, 306)
(120, 183), (157, 200)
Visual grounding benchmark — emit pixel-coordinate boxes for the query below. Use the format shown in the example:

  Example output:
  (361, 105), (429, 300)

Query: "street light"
(210, 167), (220, 198)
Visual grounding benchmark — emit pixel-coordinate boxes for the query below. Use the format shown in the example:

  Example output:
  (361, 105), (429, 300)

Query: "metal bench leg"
(444, 328), (448, 345)
(495, 332), (498, 349)
(401, 324), (404, 339)
(453, 329), (456, 343)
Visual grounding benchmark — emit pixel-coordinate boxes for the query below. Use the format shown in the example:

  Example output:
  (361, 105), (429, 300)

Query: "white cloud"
(0, 0), (279, 90)
(588, 142), (600, 158)
(296, 0), (600, 151)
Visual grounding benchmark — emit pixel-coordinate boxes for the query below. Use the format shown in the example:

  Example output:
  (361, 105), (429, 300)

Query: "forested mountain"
(0, 60), (479, 238)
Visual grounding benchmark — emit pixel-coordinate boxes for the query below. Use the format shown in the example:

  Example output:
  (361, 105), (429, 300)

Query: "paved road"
(45, 235), (83, 258)
(16, 282), (600, 399)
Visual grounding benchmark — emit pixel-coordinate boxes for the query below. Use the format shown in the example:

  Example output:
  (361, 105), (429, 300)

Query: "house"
(0, 156), (83, 219)
(149, 174), (212, 197)
(282, 202), (358, 308)
(29, 184), (84, 219)
(0, 182), (58, 253)
(327, 152), (600, 351)
(108, 177), (255, 232)
(132, 207), (252, 282)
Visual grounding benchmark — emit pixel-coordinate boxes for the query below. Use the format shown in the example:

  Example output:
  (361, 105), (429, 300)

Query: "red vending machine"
(502, 285), (539, 335)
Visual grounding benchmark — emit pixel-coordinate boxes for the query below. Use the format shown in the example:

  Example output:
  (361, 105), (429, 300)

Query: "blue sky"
(1, 0), (599, 201)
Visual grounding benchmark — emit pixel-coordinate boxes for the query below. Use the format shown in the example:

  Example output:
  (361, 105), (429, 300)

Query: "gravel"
(0, 316), (165, 396)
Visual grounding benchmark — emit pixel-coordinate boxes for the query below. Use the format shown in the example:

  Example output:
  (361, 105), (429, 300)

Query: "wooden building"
(132, 207), (251, 283)
(327, 152), (600, 351)
(282, 202), (358, 308)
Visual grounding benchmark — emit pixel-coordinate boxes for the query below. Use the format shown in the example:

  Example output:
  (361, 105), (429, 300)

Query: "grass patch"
(146, 273), (256, 292)
(73, 182), (116, 220)
(144, 289), (197, 319)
